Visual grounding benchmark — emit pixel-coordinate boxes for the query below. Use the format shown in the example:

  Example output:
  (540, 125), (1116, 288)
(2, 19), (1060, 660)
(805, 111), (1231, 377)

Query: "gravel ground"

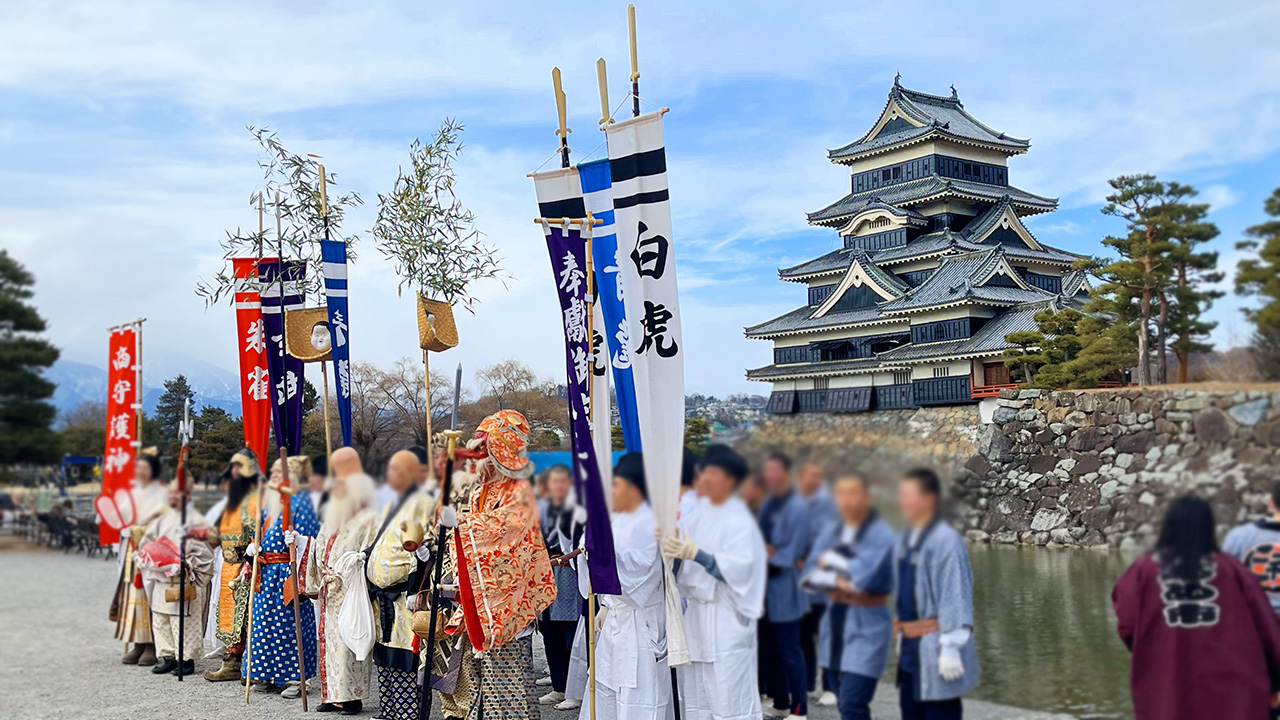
(1, 546), (1070, 719)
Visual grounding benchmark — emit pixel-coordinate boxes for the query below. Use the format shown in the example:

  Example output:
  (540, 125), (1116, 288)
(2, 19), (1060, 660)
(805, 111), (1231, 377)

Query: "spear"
(175, 398), (194, 681)
(417, 364), (463, 720)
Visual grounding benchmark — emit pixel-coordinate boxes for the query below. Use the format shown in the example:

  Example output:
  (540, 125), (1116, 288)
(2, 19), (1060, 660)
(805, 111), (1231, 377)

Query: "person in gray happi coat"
(537, 464), (586, 705)
(796, 462), (841, 704)
(758, 452), (814, 718)
(801, 475), (894, 720)
(893, 468), (979, 720)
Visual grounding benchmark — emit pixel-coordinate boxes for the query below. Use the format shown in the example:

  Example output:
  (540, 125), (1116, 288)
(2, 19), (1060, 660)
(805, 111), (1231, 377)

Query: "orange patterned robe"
(448, 476), (555, 651)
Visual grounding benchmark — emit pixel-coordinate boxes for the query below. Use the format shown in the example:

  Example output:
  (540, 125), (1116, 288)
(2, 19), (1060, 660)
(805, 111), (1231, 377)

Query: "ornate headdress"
(228, 448), (259, 478)
(470, 409), (532, 480)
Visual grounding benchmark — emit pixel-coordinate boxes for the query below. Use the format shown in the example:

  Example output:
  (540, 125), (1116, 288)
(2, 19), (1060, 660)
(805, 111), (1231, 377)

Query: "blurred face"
(167, 487), (183, 509)
(797, 464), (824, 497)
(762, 458), (791, 495)
(699, 466), (735, 504)
(308, 471), (324, 492)
(612, 476), (642, 513)
(738, 475), (765, 510)
(547, 469), (572, 505)
(270, 459), (284, 484)
(134, 459), (153, 484)
(897, 477), (936, 526)
(331, 475), (349, 500)
(387, 451), (417, 493)
(835, 477), (870, 524)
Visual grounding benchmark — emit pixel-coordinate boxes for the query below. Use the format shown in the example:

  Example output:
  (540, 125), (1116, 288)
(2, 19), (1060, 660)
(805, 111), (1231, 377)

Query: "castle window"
(892, 167), (901, 179)
(882, 169), (892, 181)
(933, 366), (950, 378)
(813, 377), (830, 390)
(893, 370), (911, 385)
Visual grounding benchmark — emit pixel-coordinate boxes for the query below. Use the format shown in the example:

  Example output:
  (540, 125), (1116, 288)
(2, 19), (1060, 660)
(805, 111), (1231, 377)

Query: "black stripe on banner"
(612, 189), (670, 209)
(610, 147), (667, 184)
(538, 197), (587, 219)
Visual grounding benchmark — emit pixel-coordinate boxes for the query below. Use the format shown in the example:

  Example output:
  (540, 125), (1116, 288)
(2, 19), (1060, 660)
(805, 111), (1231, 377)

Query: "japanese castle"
(746, 79), (1089, 414)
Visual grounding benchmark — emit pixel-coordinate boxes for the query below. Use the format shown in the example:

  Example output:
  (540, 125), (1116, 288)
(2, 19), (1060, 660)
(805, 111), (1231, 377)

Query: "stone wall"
(957, 385), (1280, 549)
(737, 405), (983, 482)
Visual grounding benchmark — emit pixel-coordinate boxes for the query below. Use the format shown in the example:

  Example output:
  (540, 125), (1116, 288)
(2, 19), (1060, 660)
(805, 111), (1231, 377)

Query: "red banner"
(234, 258), (272, 464)
(98, 326), (138, 545)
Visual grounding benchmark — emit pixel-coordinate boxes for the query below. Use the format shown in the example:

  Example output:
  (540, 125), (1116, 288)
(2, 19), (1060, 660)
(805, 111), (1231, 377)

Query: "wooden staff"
(597, 58), (612, 126)
(584, 217), (598, 720)
(417, 424), (463, 720)
(281, 476), (309, 710)
(553, 67), (571, 169)
(423, 349), (433, 477)
(628, 5), (640, 118)
(321, 362), (334, 477)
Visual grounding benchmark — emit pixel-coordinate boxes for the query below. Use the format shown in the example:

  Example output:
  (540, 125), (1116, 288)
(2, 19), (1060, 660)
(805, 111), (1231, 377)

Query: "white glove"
(283, 530), (297, 546)
(572, 505), (588, 525)
(939, 647), (964, 682)
(414, 544), (432, 563)
(245, 542), (259, 558)
(438, 506), (458, 528)
(801, 569), (839, 593)
(407, 594), (421, 612)
(594, 605), (608, 634)
(819, 550), (850, 574)
(661, 533), (698, 561)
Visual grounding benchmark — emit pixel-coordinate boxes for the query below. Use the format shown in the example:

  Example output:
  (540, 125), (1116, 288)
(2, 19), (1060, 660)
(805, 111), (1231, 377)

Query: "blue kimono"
(805, 512), (895, 680)
(801, 485), (840, 606)
(244, 491), (318, 685)
(1223, 519), (1280, 613)
(894, 520), (980, 702)
(758, 490), (811, 623)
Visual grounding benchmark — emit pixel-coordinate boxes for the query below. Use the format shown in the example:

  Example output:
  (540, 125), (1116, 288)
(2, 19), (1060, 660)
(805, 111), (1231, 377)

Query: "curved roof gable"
(811, 250), (907, 318)
(828, 82), (1031, 164)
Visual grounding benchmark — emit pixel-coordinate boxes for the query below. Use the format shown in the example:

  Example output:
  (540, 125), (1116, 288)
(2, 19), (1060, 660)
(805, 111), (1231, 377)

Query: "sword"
(176, 398), (194, 681)
(418, 364), (463, 720)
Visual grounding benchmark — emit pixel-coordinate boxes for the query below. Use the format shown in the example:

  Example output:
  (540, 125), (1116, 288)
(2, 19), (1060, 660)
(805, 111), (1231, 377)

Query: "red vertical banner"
(234, 258), (272, 464)
(98, 326), (138, 545)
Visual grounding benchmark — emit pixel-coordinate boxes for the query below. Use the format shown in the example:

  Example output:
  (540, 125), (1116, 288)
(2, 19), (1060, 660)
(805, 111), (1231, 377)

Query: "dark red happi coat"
(1113, 553), (1280, 720)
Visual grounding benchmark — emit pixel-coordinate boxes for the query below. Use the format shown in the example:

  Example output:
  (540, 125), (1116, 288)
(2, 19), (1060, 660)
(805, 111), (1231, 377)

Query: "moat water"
(968, 544), (1133, 718)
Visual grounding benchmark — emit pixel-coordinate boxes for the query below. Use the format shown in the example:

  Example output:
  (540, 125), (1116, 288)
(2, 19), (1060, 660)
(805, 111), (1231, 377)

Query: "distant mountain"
(45, 350), (242, 420)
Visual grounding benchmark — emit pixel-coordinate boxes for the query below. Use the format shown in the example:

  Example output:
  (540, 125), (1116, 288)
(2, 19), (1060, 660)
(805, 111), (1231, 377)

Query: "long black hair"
(1155, 495), (1219, 582)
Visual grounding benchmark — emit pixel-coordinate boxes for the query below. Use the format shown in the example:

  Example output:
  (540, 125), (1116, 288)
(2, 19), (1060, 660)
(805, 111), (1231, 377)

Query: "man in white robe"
(306, 470), (379, 715)
(584, 453), (670, 720)
(662, 445), (767, 720)
(136, 481), (217, 677)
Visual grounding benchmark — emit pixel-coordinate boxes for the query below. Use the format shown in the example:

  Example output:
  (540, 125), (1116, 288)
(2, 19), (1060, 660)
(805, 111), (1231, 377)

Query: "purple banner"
(543, 224), (620, 596)
(258, 259), (305, 455)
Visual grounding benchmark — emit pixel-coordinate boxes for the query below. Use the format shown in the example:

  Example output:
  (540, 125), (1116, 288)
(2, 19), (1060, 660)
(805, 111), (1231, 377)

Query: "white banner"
(605, 110), (689, 666)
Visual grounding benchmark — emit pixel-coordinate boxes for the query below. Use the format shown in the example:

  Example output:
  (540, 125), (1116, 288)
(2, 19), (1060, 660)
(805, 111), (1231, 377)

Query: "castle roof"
(828, 83), (1030, 164)
(879, 247), (1055, 314)
(807, 175), (1057, 227)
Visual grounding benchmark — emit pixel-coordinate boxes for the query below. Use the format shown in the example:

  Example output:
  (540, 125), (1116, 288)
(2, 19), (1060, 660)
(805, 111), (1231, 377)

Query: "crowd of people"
(105, 406), (990, 720)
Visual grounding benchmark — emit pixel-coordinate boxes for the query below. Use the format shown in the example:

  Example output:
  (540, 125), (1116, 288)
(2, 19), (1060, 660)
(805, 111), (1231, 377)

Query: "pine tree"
(0, 250), (61, 465)
(153, 374), (195, 458)
(1236, 187), (1280, 380)
(1002, 331), (1044, 385)
(186, 406), (245, 484)
(1160, 188), (1222, 383)
(1097, 175), (1176, 385)
(1025, 308), (1084, 390)
(683, 417), (711, 456)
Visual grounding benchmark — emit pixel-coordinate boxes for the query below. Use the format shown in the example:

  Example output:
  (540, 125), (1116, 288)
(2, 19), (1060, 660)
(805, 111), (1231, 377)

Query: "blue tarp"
(528, 450), (627, 475)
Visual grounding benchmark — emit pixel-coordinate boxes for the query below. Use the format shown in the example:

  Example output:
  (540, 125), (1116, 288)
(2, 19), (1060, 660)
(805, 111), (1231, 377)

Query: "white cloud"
(4, 0), (1280, 398)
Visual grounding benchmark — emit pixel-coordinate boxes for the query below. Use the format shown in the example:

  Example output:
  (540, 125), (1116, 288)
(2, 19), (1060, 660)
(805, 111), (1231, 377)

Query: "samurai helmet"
(470, 410), (532, 480)
(285, 455), (311, 483)
(228, 448), (259, 478)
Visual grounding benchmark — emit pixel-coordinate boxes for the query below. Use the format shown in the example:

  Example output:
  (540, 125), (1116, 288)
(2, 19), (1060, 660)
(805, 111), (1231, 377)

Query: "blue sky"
(2, 0), (1278, 398)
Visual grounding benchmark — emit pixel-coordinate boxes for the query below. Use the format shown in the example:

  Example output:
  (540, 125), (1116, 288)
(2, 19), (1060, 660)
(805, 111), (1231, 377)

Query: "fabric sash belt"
(259, 552), (291, 564)
(845, 592), (889, 608)
(369, 578), (416, 643)
(893, 617), (939, 638)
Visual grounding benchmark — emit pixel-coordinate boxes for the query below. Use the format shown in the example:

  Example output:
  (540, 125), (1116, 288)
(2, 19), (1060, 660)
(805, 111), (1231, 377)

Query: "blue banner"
(320, 238), (353, 447)
(577, 158), (642, 452)
(541, 221), (620, 596)
(257, 259), (305, 455)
